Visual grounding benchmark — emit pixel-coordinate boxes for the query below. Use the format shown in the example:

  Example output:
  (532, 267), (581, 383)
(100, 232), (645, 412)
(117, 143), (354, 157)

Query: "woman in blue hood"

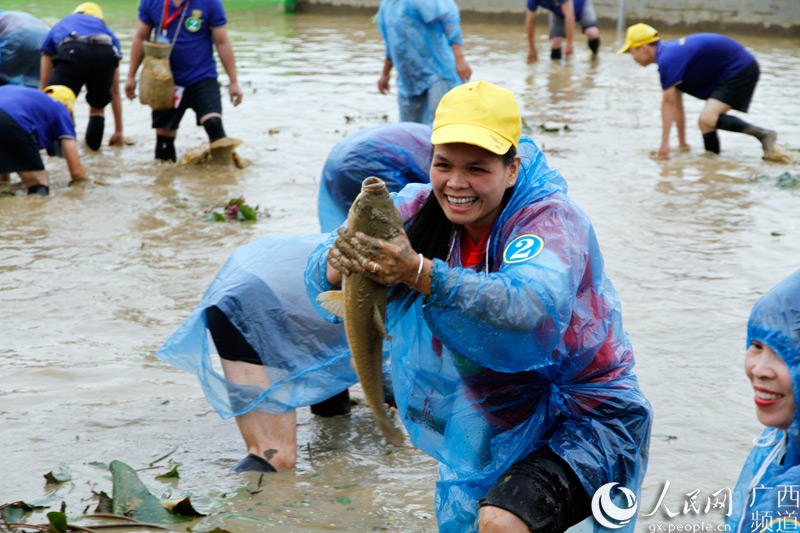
(727, 270), (800, 533)
(306, 81), (652, 532)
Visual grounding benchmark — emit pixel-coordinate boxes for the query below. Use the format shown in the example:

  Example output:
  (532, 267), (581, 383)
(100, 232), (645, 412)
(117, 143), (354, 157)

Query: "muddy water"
(2, 6), (799, 532)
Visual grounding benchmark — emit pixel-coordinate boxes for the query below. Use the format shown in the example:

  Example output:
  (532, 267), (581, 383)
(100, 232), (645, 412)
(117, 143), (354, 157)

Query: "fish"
(317, 176), (405, 446)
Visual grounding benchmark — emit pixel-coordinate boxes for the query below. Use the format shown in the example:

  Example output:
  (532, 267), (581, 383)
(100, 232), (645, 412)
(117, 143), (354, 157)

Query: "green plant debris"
(88, 461), (109, 470)
(110, 460), (191, 524)
(750, 172), (799, 189)
(335, 496), (352, 505)
(47, 511), (68, 533)
(203, 197), (263, 222)
(334, 484), (357, 490)
(156, 464), (181, 480)
(44, 463), (72, 484)
(222, 513), (275, 526)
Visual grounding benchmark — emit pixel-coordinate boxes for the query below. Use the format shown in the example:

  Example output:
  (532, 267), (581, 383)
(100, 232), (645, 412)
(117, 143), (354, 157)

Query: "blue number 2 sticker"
(503, 234), (544, 264)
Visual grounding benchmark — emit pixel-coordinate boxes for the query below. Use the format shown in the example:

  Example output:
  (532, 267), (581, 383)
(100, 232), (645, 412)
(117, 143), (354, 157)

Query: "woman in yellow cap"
(39, 2), (124, 151)
(0, 84), (85, 195)
(306, 81), (652, 532)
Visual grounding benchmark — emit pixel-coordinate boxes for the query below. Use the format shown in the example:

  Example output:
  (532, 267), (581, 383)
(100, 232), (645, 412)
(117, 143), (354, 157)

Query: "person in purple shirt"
(125, 0), (242, 162)
(40, 3), (124, 151)
(619, 23), (777, 160)
(525, 0), (599, 62)
(0, 85), (86, 196)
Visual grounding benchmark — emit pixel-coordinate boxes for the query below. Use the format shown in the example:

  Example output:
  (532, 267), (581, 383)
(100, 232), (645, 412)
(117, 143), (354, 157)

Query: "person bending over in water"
(619, 23), (778, 161)
(727, 270), (800, 532)
(306, 80), (652, 532)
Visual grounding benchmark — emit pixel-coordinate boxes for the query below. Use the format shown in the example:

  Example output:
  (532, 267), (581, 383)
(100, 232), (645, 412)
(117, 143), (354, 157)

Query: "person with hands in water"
(0, 84), (86, 196)
(376, 0), (471, 124)
(307, 80), (652, 533)
(619, 23), (777, 161)
(125, 0), (242, 162)
(727, 270), (800, 533)
(40, 2), (125, 150)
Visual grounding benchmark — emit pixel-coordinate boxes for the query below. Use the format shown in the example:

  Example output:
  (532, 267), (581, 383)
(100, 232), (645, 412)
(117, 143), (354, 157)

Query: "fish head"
(347, 177), (405, 239)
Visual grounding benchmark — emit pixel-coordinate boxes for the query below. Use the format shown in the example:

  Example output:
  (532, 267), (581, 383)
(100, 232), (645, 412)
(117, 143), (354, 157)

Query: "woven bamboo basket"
(139, 41), (174, 111)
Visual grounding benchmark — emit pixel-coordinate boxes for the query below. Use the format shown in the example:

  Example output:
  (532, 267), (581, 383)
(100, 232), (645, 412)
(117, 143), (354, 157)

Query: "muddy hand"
(328, 226), (371, 277)
(351, 230), (417, 286)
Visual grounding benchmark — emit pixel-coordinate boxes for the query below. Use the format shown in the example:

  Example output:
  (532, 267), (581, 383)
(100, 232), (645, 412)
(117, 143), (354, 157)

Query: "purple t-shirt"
(41, 13), (122, 58)
(656, 33), (755, 100)
(0, 85), (75, 148)
(138, 0), (227, 87)
(526, 0), (586, 19)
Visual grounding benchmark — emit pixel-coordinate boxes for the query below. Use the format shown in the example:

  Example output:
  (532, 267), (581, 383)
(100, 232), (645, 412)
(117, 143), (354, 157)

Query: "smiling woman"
(728, 269), (800, 533)
(306, 80), (653, 533)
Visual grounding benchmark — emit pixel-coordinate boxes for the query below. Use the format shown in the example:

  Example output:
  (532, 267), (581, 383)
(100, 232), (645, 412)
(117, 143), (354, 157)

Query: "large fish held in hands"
(317, 177), (405, 446)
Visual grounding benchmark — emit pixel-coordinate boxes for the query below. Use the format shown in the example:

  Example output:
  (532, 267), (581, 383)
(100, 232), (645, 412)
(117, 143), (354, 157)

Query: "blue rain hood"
(318, 122), (431, 232)
(727, 270), (800, 533)
(306, 137), (653, 532)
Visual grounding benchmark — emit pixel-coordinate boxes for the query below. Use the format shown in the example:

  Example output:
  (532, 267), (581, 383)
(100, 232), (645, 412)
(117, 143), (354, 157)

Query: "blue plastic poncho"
(156, 235), (355, 417)
(377, 0), (463, 123)
(318, 122), (432, 232)
(727, 270), (800, 533)
(0, 11), (48, 88)
(306, 137), (653, 532)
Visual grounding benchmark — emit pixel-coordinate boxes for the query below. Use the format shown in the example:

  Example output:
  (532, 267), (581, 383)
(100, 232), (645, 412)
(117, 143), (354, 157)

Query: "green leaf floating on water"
(335, 496), (352, 505)
(238, 204), (257, 221)
(44, 463), (72, 484)
(46, 511), (68, 533)
(110, 460), (191, 524)
(156, 464), (181, 480)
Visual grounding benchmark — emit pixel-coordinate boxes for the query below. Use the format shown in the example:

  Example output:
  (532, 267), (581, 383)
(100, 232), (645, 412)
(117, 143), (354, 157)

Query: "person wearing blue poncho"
(156, 125), (435, 473)
(377, 0), (471, 124)
(727, 270), (800, 533)
(318, 122), (432, 232)
(0, 10), (48, 88)
(306, 81), (652, 532)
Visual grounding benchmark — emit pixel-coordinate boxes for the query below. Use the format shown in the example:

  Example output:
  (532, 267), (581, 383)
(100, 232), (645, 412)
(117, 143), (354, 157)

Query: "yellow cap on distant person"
(74, 2), (104, 20)
(618, 23), (659, 53)
(43, 85), (76, 116)
(432, 81), (521, 155)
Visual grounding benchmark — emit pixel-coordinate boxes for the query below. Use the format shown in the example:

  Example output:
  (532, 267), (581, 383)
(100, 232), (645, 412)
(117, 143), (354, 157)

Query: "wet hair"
(389, 143), (517, 310)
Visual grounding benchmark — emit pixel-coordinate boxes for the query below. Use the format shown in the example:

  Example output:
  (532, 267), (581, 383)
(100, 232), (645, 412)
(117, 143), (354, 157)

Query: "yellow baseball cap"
(43, 85), (76, 116)
(74, 2), (104, 20)
(618, 23), (659, 53)
(432, 81), (521, 155)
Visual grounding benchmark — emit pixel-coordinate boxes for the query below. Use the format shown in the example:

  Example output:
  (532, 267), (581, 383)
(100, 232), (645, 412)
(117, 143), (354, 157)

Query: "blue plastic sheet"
(377, 0), (463, 123)
(156, 234), (354, 417)
(306, 137), (653, 532)
(727, 270), (800, 533)
(318, 122), (432, 232)
(0, 11), (48, 88)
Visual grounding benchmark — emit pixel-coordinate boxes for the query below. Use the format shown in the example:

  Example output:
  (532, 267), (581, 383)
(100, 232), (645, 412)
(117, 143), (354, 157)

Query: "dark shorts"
(0, 109), (45, 174)
(152, 77), (222, 131)
(206, 305), (262, 365)
(479, 446), (591, 533)
(47, 39), (120, 109)
(710, 60), (759, 112)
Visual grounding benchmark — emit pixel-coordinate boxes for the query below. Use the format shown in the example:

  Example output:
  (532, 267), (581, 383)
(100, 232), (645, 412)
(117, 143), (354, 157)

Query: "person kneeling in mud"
(125, 0), (242, 162)
(306, 81), (652, 532)
(0, 85), (86, 196)
(726, 270), (800, 532)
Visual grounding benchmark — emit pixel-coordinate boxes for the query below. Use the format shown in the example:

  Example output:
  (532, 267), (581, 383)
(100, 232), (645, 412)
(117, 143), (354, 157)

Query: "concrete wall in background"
(296, 0), (800, 35)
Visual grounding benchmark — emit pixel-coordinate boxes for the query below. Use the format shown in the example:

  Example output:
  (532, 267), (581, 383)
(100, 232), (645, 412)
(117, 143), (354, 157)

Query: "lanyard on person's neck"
(161, 0), (187, 37)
